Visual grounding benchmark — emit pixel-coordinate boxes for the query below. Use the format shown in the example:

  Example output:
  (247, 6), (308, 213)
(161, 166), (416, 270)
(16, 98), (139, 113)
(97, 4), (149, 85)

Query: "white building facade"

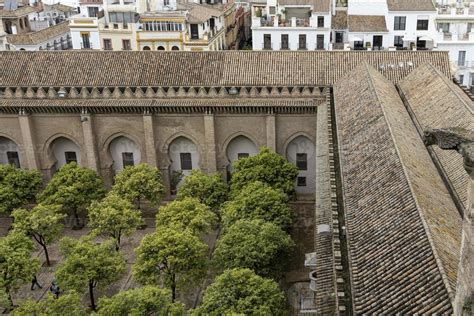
(251, 0), (331, 50)
(435, 3), (474, 88)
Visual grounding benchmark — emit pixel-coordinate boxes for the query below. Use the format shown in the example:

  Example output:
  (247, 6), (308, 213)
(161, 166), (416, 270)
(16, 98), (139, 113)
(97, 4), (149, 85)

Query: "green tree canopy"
(195, 268), (286, 316)
(176, 170), (228, 212)
(95, 286), (184, 316)
(0, 231), (40, 309)
(111, 163), (165, 209)
(221, 181), (293, 229)
(133, 228), (208, 302)
(156, 197), (217, 235)
(12, 291), (87, 316)
(0, 164), (42, 214)
(12, 204), (66, 266)
(230, 147), (298, 197)
(88, 193), (143, 250)
(37, 162), (105, 226)
(55, 237), (126, 311)
(213, 219), (294, 277)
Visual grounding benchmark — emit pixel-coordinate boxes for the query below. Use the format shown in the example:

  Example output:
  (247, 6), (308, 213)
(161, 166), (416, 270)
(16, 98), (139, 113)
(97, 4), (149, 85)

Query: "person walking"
(49, 280), (60, 299)
(31, 275), (42, 291)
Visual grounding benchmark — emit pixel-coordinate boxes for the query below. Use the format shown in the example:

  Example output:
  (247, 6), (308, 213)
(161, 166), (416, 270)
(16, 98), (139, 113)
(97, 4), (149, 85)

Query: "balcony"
(453, 60), (474, 69)
(437, 6), (474, 16)
(438, 31), (474, 42)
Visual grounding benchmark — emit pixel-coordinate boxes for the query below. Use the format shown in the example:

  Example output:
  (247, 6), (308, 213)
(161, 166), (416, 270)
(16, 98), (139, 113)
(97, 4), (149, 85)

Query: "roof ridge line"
(366, 66), (457, 301)
(425, 63), (473, 113)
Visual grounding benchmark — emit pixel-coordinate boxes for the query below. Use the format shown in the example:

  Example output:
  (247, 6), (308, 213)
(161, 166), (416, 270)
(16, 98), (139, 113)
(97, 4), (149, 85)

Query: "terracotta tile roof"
(397, 64), (473, 212)
(45, 3), (76, 12)
(348, 15), (388, 32)
(334, 64), (462, 314)
(0, 51), (451, 87)
(331, 10), (347, 29)
(6, 22), (70, 45)
(387, 0), (436, 12)
(187, 4), (224, 23)
(278, 0), (331, 12)
(0, 5), (36, 17)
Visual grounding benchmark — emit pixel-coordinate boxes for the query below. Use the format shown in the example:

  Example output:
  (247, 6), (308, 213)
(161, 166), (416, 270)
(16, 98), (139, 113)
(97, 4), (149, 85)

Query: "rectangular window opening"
(180, 152), (192, 170)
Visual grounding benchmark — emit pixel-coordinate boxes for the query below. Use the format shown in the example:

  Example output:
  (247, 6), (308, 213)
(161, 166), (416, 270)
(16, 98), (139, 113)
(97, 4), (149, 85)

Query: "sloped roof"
(387, 0), (436, 12)
(398, 63), (473, 212)
(278, 0), (331, 12)
(187, 4), (224, 23)
(6, 22), (70, 45)
(0, 51), (451, 87)
(334, 64), (462, 314)
(0, 5), (36, 17)
(45, 3), (76, 12)
(332, 10), (347, 29)
(348, 15), (388, 32)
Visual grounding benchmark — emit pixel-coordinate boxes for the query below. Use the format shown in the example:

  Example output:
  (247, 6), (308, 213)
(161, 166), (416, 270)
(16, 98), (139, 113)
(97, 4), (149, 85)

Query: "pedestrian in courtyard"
(31, 275), (42, 290)
(49, 280), (60, 298)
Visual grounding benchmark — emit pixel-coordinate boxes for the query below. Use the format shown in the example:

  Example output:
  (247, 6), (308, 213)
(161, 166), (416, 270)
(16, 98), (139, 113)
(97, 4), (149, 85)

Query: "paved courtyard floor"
(0, 200), (315, 314)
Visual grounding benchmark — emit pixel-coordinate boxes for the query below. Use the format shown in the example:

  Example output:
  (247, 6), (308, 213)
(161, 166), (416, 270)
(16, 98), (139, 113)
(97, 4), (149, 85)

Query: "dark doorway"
(373, 35), (382, 49)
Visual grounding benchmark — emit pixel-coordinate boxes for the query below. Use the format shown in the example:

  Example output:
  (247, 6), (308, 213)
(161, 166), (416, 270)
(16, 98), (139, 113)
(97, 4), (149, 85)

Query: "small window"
(6, 152), (20, 168)
(237, 153), (249, 159)
(458, 51), (466, 66)
(122, 152), (134, 167)
(317, 16), (324, 28)
(281, 34), (289, 49)
(394, 35), (403, 48)
(180, 153), (192, 170)
(65, 151), (77, 164)
(296, 153), (307, 170)
(316, 34), (324, 50)
(416, 19), (428, 30)
(297, 177), (306, 187)
(298, 34), (306, 50)
(269, 6), (276, 15)
(122, 39), (131, 50)
(103, 39), (112, 50)
(394, 16), (406, 30)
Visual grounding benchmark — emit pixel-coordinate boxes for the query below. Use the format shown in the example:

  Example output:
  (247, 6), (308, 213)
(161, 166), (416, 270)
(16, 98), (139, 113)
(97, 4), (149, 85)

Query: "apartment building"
(251, 0), (331, 50)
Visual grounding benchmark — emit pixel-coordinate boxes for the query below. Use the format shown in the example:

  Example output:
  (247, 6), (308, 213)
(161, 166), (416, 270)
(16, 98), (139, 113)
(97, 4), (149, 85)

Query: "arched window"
(157, 46), (165, 50)
(0, 137), (21, 168)
(143, 46), (151, 50)
(109, 136), (141, 172)
(168, 136), (199, 188)
(50, 137), (82, 169)
(225, 135), (258, 175)
(171, 46), (179, 50)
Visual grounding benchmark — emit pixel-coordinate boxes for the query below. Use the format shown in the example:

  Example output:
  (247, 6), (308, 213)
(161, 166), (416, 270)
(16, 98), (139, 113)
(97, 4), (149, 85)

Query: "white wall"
(70, 27), (100, 49)
(437, 42), (474, 86)
(168, 136), (200, 179)
(109, 136), (141, 172)
(348, 0), (387, 15)
(253, 28), (330, 50)
(0, 137), (19, 165)
(52, 137), (82, 168)
(226, 136), (258, 170)
(387, 12), (438, 47)
(286, 136), (315, 195)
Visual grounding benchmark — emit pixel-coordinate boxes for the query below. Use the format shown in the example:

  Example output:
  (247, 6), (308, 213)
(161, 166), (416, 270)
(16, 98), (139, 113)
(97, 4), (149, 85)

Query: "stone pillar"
(203, 112), (217, 173)
(81, 111), (99, 171)
(143, 112), (158, 167)
(266, 111), (276, 151)
(18, 111), (39, 170)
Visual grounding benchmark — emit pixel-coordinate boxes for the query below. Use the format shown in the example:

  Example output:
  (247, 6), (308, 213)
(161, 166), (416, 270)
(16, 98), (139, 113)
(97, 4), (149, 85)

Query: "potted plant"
(365, 42), (371, 50)
(170, 170), (183, 196)
(410, 42), (416, 50)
